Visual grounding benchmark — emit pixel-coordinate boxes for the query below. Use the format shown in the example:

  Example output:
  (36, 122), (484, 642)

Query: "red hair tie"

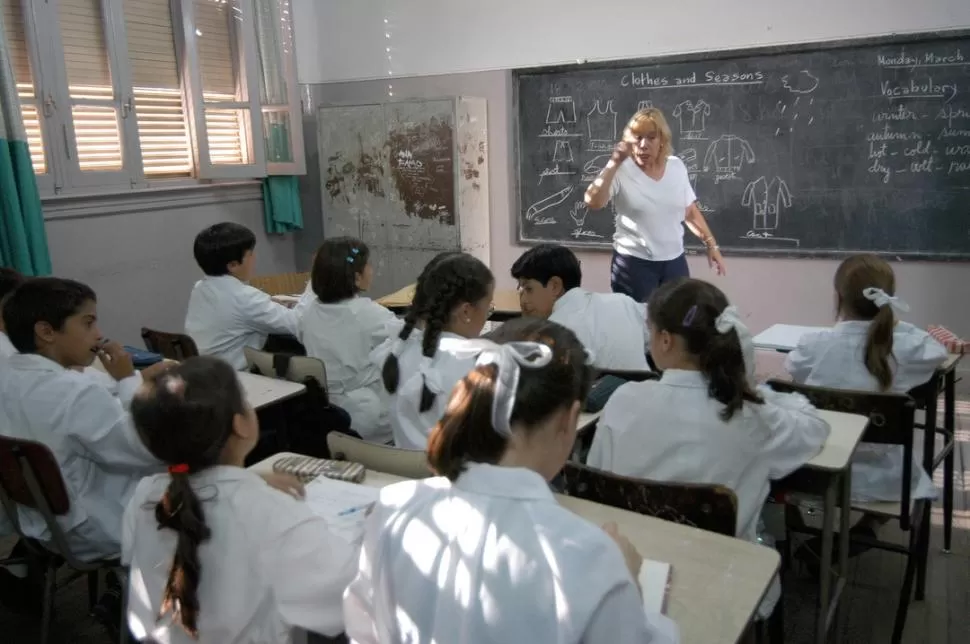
(168, 464), (190, 474)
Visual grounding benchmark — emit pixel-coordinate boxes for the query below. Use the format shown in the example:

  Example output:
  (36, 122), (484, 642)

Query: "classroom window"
(2, 0), (304, 195)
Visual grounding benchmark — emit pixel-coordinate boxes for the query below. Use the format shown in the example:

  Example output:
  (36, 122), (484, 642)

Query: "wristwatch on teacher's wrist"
(703, 236), (719, 252)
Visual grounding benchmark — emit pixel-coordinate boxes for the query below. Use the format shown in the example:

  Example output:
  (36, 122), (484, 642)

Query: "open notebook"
(639, 559), (673, 616)
(303, 476), (380, 544)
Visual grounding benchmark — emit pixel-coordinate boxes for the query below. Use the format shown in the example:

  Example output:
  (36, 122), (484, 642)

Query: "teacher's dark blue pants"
(610, 251), (690, 303)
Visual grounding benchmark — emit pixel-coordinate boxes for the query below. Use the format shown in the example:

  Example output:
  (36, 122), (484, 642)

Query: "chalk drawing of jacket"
(703, 135), (756, 173)
(672, 100), (711, 137)
(742, 176), (792, 230)
(586, 100), (617, 150)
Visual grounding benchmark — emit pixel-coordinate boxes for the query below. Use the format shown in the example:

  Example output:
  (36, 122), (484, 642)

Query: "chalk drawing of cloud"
(782, 70), (819, 95)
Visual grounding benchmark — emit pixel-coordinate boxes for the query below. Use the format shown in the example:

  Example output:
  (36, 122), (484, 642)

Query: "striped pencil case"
(272, 455), (366, 484)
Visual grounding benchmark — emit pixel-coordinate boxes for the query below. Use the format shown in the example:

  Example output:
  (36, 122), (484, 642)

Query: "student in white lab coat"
(124, 356), (358, 643)
(511, 243), (650, 371)
(588, 278), (829, 618)
(345, 318), (679, 644)
(0, 279), (174, 561)
(184, 222), (299, 370)
(299, 237), (401, 443)
(374, 252), (494, 449)
(785, 254), (947, 538)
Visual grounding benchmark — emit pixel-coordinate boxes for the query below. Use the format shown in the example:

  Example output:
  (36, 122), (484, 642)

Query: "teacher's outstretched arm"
(585, 140), (633, 210)
(685, 203), (727, 276)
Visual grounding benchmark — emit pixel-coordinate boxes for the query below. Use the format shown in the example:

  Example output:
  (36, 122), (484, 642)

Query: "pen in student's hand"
(338, 503), (373, 517)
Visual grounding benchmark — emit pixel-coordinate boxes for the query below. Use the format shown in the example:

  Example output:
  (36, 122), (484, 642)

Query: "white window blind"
(195, 0), (247, 165)
(122, 0), (193, 176)
(2, 0), (46, 174)
(58, 0), (124, 173)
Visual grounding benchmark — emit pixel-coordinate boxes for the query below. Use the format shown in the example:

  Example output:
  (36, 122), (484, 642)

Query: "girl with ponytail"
(122, 357), (357, 642)
(786, 254), (947, 505)
(373, 252), (495, 449)
(588, 278), (829, 619)
(346, 318), (678, 643)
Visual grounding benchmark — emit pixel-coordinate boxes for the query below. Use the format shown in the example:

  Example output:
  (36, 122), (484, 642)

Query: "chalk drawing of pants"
(742, 176), (792, 230)
(546, 96), (577, 124)
(586, 100), (617, 150)
(703, 135), (756, 173)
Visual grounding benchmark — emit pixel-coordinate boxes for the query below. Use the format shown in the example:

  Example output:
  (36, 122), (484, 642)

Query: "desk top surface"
(378, 283), (521, 313)
(236, 371), (306, 409)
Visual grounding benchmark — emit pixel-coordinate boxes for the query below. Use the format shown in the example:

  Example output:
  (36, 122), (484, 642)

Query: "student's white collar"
(454, 462), (556, 502)
(658, 368), (708, 388)
(551, 287), (589, 315)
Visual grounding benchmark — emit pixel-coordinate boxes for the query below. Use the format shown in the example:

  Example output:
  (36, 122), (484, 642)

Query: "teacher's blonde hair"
(624, 108), (674, 160)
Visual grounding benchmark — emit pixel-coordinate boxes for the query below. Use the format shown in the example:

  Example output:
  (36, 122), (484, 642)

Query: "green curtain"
(262, 176), (303, 235)
(0, 10), (51, 275)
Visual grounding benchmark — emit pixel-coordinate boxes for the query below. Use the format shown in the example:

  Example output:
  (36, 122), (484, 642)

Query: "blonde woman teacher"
(585, 108), (726, 303)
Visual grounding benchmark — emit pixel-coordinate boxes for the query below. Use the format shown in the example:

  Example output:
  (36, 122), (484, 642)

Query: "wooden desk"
(236, 371), (306, 410)
(377, 283), (522, 321)
(251, 454), (779, 644)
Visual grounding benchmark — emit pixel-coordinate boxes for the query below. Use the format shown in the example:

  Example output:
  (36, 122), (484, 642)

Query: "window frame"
(9, 0), (305, 196)
(171, 0), (267, 180)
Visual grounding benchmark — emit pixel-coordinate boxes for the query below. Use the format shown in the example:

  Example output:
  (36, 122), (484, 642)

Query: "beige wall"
(44, 182), (297, 345)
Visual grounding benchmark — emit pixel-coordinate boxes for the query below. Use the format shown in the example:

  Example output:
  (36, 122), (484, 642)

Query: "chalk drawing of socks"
(586, 100), (617, 149)
(526, 185), (574, 220)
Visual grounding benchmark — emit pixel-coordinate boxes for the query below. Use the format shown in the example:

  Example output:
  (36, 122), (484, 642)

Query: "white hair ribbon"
(469, 340), (554, 437)
(863, 287), (910, 313)
(715, 306), (756, 385)
(418, 355), (446, 394)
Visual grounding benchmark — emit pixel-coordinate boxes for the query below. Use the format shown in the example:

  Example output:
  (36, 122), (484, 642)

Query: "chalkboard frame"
(511, 28), (970, 260)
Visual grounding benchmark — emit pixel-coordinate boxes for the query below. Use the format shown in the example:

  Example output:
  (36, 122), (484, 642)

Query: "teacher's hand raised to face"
(584, 107), (726, 304)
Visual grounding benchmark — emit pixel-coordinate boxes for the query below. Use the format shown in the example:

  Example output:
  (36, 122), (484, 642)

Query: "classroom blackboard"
(513, 31), (970, 259)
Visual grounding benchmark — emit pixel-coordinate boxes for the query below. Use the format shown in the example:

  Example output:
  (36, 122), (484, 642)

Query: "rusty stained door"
(317, 100), (460, 297)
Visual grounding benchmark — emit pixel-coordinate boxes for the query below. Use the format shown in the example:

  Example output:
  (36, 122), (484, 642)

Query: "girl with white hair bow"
(588, 277), (830, 621)
(345, 318), (679, 644)
(786, 254), (948, 542)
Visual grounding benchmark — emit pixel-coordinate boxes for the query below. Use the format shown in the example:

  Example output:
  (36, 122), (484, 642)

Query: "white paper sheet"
(304, 477), (379, 544)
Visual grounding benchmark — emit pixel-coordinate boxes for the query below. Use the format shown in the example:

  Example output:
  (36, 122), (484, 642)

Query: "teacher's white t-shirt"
(610, 156), (696, 261)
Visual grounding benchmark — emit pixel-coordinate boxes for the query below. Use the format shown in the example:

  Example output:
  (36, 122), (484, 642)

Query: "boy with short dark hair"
(0, 278), (164, 564)
(184, 222), (300, 369)
(511, 244), (650, 371)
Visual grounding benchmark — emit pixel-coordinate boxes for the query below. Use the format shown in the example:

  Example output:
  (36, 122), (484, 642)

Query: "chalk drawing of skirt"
(526, 185), (574, 220)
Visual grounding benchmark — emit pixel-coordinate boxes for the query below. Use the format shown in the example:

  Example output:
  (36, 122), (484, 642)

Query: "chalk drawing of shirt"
(546, 96), (577, 124)
(703, 135), (755, 173)
(586, 100), (617, 150)
(742, 176), (792, 230)
(672, 100), (711, 137)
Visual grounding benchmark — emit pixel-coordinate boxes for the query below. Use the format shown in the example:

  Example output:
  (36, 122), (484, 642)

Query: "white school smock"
(299, 297), (402, 443)
(549, 287), (649, 370)
(785, 320), (947, 502)
(185, 275), (300, 370)
(370, 330), (479, 450)
(588, 369), (829, 617)
(610, 156), (696, 262)
(0, 353), (160, 561)
(343, 463), (679, 644)
(123, 467), (358, 644)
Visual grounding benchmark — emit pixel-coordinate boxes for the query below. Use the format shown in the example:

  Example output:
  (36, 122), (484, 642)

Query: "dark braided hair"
(130, 357), (247, 637)
(382, 252), (493, 412)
